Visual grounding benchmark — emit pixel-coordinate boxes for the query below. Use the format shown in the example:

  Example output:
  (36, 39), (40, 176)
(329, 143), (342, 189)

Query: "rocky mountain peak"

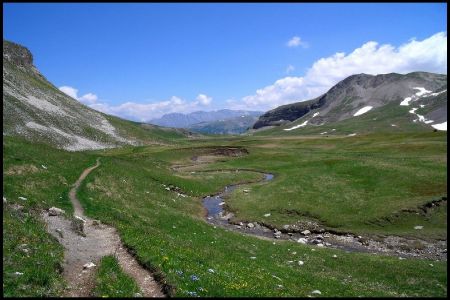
(3, 40), (34, 67)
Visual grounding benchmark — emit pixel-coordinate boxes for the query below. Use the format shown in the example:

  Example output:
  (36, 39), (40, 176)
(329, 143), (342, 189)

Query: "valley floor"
(3, 131), (447, 297)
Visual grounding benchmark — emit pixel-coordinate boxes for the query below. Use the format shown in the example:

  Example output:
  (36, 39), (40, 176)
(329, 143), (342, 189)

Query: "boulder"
(48, 207), (65, 216)
(301, 230), (311, 236)
(297, 238), (307, 244)
(247, 223), (255, 228)
(83, 262), (96, 269)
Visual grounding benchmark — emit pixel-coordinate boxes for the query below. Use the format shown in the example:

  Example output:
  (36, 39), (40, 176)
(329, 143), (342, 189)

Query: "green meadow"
(3, 130), (447, 297)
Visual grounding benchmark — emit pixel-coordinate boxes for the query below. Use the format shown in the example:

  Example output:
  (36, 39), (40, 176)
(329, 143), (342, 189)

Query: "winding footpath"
(43, 159), (165, 297)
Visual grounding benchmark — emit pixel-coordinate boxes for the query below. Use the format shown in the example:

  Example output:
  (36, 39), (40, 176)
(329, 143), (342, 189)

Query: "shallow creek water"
(201, 171), (446, 261)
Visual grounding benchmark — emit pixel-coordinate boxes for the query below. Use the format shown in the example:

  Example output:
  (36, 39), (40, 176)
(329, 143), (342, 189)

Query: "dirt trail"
(43, 159), (164, 297)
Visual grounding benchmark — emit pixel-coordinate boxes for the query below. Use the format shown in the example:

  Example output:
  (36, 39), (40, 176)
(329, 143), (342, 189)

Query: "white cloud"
(286, 36), (308, 48)
(232, 31), (447, 111)
(195, 94), (212, 105)
(59, 86), (78, 99)
(85, 94), (213, 122)
(59, 86), (98, 104)
(286, 65), (295, 74)
(78, 93), (98, 104)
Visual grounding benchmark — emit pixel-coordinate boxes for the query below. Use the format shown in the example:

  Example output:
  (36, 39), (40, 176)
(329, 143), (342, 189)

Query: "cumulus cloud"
(195, 94), (212, 105)
(286, 36), (308, 48)
(286, 65), (295, 74)
(232, 31), (447, 111)
(86, 94), (213, 122)
(59, 86), (98, 104)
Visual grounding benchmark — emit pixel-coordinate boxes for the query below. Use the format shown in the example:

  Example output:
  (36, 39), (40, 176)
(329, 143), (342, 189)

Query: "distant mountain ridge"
(253, 72), (447, 132)
(3, 40), (189, 151)
(149, 109), (263, 130)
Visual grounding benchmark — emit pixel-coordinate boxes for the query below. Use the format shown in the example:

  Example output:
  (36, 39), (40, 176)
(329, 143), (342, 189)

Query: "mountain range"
(253, 72), (447, 134)
(149, 110), (262, 134)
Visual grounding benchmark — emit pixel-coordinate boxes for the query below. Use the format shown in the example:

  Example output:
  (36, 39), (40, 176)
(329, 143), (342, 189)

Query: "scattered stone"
(311, 290), (321, 295)
(165, 187), (170, 191)
(247, 223), (254, 228)
(3, 197), (6, 204)
(298, 260), (304, 266)
(429, 264), (434, 267)
(243, 189), (250, 193)
(41, 165), (47, 169)
(72, 217), (85, 237)
(283, 225), (290, 230)
(83, 262), (96, 269)
(317, 243), (324, 247)
(239, 222), (244, 226)
(297, 238), (307, 244)
(414, 226), (424, 230)
(48, 207), (65, 216)
(218, 202), (225, 206)
(287, 261), (294, 264)
(398, 257), (405, 260)
(14, 272), (24, 276)
(11, 204), (24, 211)
(207, 268), (215, 273)
(250, 256), (256, 259)
(325, 242), (331, 246)
(264, 213), (271, 217)
(18, 196), (27, 201)
(291, 252), (297, 255)
(301, 230), (311, 236)
(134, 292), (143, 297)
(55, 228), (64, 238)
(332, 254), (337, 259)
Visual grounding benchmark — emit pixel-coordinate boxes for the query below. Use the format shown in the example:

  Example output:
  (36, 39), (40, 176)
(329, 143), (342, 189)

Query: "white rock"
(297, 238), (307, 244)
(264, 213), (271, 217)
(218, 202), (225, 206)
(247, 223), (254, 228)
(165, 187), (170, 191)
(75, 215), (86, 223)
(316, 243), (324, 247)
(414, 226), (424, 230)
(83, 262), (96, 269)
(250, 256), (256, 259)
(48, 207), (65, 216)
(3, 197), (6, 204)
(332, 254), (337, 258)
(311, 290), (321, 295)
(41, 165), (47, 169)
(298, 260), (304, 266)
(208, 268), (215, 273)
(14, 272), (24, 276)
(18, 196), (27, 201)
(301, 230), (311, 236)
(243, 189), (250, 193)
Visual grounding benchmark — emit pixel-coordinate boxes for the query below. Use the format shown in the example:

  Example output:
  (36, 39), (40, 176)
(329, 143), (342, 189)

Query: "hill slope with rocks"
(253, 72), (447, 133)
(3, 40), (189, 151)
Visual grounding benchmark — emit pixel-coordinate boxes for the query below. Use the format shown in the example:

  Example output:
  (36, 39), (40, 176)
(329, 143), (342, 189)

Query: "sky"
(3, 3), (447, 121)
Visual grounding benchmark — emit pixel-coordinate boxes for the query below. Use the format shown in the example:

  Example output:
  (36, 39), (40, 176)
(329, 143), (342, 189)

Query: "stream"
(200, 170), (446, 261)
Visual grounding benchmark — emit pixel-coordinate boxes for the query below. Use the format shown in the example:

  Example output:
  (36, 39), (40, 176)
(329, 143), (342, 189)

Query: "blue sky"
(3, 3), (447, 121)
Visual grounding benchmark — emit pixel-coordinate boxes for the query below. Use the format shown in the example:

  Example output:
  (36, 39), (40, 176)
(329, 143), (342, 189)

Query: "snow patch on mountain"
(353, 106), (373, 116)
(431, 121), (447, 131)
(284, 120), (308, 131)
